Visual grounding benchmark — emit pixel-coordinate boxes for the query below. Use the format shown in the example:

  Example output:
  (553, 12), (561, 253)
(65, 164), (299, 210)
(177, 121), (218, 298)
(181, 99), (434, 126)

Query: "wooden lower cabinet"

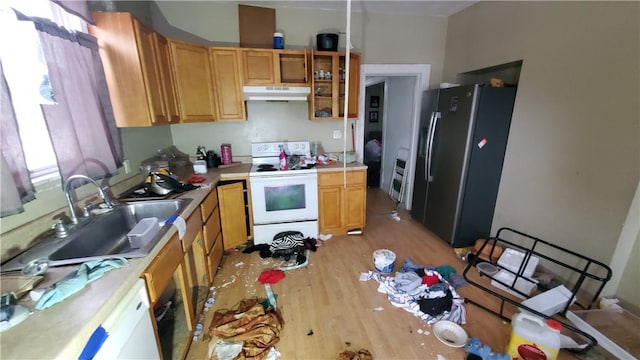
(318, 169), (367, 235)
(207, 232), (224, 281)
(217, 179), (252, 250)
(142, 234), (193, 360)
(140, 184), (248, 359)
(200, 189), (224, 282)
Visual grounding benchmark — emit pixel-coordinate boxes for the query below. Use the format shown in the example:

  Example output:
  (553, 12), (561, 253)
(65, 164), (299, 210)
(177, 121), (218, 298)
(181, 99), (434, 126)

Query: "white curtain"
(0, 59), (36, 217)
(33, 16), (122, 180)
(0, 2), (121, 217)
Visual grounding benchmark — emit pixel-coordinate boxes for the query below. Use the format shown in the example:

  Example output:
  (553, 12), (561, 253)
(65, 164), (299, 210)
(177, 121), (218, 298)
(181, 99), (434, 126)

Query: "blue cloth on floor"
(448, 273), (467, 289)
(400, 257), (426, 273)
(35, 257), (127, 310)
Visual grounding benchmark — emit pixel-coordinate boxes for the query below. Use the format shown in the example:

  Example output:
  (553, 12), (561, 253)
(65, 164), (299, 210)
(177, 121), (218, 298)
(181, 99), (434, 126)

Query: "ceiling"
(239, 1), (478, 17)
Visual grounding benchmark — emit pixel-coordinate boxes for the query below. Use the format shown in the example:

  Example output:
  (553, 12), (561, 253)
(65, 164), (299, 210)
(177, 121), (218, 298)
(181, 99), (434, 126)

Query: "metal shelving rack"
(462, 227), (613, 353)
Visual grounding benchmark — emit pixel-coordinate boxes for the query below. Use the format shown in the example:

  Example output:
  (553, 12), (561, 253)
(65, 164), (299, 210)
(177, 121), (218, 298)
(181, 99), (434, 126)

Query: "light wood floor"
(187, 188), (583, 360)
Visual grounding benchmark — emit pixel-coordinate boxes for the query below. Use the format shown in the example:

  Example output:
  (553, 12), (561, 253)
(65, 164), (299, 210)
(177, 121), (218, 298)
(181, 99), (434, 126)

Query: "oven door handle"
(250, 173), (318, 182)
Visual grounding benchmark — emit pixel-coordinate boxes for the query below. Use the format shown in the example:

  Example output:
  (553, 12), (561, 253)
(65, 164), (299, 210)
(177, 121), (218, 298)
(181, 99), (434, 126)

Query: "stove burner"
(257, 167), (278, 172)
(258, 164), (275, 169)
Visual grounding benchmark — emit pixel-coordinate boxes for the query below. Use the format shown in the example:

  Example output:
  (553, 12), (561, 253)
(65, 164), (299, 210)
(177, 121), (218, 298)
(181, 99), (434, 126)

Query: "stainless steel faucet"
(63, 174), (114, 224)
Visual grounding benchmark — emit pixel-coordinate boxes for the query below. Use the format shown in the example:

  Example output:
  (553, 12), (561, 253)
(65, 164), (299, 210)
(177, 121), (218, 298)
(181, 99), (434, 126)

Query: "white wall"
(379, 76), (415, 199)
(169, 101), (354, 158)
(444, 2), (639, 307)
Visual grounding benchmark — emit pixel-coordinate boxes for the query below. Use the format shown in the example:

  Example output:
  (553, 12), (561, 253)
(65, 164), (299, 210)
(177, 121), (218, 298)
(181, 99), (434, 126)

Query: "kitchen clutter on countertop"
(0, 257), (128, 333)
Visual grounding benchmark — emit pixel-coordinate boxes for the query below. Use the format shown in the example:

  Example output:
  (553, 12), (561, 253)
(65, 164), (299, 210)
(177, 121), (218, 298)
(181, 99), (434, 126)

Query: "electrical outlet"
(123, 159), (131, 174)
(333, 130), (342, 139)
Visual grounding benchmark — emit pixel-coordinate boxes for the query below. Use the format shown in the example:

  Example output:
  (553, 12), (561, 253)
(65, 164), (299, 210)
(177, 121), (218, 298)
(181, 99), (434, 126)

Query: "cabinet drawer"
(182, 208), (202, 251)
(203, 206), (221, 254)
(207, 232), (224, 282)
(318, 170), (366, 187)
(200, 189), (218, 223)
(143, 235), (182, 303)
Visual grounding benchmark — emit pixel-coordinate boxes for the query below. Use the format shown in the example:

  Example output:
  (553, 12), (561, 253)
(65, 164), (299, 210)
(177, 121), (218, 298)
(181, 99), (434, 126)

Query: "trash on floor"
(372, 249), (396, 274)
(318, 234), (332, 241)
(464, 337), (510, 360)
(337, 348), (373, 360)
(208, 297), (283, 360)
(432, 320), (468, 347)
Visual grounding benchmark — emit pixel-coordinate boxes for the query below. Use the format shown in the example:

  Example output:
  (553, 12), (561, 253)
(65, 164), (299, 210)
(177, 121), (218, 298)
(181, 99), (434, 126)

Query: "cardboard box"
(491, 270), (538, 299)
(521, 285), (575, 316)
(498, 248), (539, 278)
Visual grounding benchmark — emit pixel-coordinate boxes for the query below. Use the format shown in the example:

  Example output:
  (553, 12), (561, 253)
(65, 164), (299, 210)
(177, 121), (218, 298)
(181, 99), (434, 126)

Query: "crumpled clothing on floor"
(258, 270), (285, 284)
(366, 268), (466, 325)
(209, 298), (284, 360)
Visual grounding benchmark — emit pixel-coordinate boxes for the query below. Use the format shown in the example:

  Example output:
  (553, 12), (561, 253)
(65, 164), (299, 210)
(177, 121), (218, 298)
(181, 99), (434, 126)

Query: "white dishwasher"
(80, 279), (160, 359)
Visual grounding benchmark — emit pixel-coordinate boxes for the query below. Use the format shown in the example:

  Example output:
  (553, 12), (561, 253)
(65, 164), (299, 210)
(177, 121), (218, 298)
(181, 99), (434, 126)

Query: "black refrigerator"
(410, 84), (517, 248)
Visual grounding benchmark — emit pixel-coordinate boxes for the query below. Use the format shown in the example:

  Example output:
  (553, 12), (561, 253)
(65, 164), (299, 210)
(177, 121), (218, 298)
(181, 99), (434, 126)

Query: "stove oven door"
(250, 173), (318, 225)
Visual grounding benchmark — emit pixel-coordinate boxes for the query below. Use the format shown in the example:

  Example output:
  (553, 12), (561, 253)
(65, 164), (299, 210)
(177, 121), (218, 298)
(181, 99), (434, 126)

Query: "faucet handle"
(82, 204), (97, 217)
(52, 220), (69, 238)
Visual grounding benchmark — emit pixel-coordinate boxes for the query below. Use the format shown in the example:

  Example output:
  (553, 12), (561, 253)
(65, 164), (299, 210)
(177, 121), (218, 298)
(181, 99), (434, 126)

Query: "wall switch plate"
(333, 130), (342, 139)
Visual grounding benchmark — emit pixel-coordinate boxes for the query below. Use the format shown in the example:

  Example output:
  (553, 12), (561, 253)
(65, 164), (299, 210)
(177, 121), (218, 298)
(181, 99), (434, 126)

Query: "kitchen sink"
(0, 198), (192, 273)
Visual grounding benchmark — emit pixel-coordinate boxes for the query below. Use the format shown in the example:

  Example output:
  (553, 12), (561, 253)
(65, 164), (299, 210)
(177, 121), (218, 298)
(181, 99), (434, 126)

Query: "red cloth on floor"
(422, 273), (440, 286)
(258, 270), (285, 284)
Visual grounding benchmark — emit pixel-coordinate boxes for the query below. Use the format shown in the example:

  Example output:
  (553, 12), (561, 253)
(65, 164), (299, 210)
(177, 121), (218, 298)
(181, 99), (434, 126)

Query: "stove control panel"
(251, 141), (310, 158)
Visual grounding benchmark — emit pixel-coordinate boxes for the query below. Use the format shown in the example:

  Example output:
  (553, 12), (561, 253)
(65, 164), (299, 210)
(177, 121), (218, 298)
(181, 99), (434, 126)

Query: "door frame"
(358, 64), (431, 210)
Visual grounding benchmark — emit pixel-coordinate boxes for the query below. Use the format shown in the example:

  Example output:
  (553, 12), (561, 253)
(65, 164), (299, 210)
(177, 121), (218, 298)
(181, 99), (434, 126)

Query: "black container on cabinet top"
(316, 33), (338, 51)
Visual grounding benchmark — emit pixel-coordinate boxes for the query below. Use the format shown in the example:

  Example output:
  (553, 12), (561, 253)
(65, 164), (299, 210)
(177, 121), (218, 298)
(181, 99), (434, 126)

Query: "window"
(0, 0), (87, 184)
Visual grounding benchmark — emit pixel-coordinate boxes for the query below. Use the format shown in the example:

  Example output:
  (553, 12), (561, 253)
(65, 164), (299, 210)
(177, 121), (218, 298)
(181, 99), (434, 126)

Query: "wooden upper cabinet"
(242, 48), (308, 86)
(169, 40), (217, 122)
(346, 53), (361, 118)
(309, 51), (361, 120)
(242, 49), (276, 85)
(90, 12), (173, 127)
(210, 48), (246, 120)
(154, 33), (180, 123)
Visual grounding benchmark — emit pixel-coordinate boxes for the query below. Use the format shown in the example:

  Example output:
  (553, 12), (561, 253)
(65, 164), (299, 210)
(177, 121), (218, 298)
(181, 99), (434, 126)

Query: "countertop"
(0, 162), (365, 359)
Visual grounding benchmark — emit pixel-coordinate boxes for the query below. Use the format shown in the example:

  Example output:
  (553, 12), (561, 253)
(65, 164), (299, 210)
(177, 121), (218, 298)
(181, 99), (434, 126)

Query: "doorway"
(363, 82), (384, 187)
(357, 64), (431, 210)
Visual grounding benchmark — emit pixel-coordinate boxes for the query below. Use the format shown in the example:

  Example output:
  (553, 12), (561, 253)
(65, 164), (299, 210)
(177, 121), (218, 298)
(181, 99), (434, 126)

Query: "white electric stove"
(249, 141), (318, 244)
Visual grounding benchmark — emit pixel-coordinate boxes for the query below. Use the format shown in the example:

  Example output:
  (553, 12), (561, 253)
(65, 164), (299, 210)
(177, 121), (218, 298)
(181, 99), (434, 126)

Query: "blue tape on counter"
(78, 325), (108, 360)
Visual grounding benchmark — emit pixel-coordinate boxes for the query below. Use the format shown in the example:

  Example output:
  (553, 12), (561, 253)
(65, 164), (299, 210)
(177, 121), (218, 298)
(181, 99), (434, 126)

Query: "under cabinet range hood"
(243, 86), (311, 101)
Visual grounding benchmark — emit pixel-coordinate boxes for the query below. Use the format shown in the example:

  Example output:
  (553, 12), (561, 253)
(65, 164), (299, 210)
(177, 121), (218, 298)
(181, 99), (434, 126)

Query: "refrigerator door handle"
(426, 112), (441, 182)
(424, 111), (435, 180)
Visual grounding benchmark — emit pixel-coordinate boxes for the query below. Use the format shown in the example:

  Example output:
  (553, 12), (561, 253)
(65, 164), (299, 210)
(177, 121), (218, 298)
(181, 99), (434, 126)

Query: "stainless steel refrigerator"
(410, 84), (517, 247)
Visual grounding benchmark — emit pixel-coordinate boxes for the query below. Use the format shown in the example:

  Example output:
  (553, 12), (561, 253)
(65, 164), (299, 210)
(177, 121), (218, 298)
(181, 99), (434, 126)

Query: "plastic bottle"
(506, 312), (561, 360)
(273, 32), (284, 49)
(279, 145), (288, 170)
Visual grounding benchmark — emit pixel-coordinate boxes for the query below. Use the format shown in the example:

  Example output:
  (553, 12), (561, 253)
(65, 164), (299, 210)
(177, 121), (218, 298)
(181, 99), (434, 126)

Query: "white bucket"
(373, 249), (396, 274)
